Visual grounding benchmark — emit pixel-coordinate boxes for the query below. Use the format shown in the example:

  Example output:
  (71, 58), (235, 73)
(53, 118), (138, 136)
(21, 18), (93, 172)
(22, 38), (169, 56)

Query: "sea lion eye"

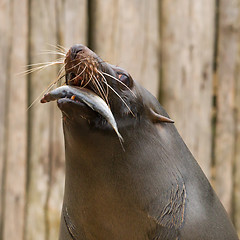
(118, 73), (130, 86)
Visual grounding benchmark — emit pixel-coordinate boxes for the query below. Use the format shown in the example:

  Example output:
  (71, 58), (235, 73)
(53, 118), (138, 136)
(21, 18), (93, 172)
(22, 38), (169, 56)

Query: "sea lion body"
(41, 45), (238, 240)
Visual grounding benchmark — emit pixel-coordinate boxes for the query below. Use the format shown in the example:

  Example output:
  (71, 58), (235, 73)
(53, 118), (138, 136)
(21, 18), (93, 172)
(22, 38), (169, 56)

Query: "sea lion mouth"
(40, 85), (123, 141)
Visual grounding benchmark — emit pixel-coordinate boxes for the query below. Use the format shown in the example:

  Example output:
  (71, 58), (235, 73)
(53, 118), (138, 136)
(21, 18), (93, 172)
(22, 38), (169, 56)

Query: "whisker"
(19, 62), (64, 76)
(27, 73), (66, 111)
(27, 84), (55, 111)
(26, 59), (64, 67)
(101, 71), (136, 98)
(94, 73), (109, 101)
(69, 65), (87, 84)
(95, 70), (109, 99)
(94, 75), (108, 99)
(57, 62), (67, 78)
(102, 81), (135, 117)
(25, 44), (67, 109)
(65, 58), (90, 72)
(69, 56), (93, 64)
(93, 75), (109, 105)
(56, 73), (66, 83)
(81, 71), (93, 88)
(24, 62), (64, 73)
(40, 50), (66, 57)
(77, 61), (82, 78)
(56, 44), (68, 53)
(92, 79), (106, 103)
(47, 43), (67, 54)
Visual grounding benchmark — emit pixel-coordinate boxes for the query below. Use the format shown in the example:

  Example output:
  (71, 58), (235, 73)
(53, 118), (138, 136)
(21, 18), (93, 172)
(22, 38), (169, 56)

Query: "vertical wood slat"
(160, 0), (215, 178)
(46, 110), (65, 240)
(0, 0), (28, 240)
(58, 0), (88, 49)
(0, 0), (11, 237)
(26, 1), (58, 240)
(91, 0), (160, 97)
(215, 0), (240, 215)
(3, 0), (28, 239)
(234, 42), (240, 235)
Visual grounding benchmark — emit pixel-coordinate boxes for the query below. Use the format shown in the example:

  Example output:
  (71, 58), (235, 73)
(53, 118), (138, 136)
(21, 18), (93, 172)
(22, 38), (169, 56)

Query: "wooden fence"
(0, 0), (239, 239)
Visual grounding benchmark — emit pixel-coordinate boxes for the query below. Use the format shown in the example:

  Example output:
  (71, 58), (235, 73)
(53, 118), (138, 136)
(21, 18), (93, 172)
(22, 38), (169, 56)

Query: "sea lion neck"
(62, 118), (127, 164)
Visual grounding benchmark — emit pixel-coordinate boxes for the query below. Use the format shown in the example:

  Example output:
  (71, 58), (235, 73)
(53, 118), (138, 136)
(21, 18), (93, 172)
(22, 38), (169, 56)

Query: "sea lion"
(41, 44), (239, 240)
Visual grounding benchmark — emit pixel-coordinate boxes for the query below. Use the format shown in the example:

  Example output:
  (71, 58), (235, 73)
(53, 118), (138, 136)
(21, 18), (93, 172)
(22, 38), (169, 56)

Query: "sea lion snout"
(68, 44), (95, 61)
(64, 45), (102, 91)
(69, 44), (85, 60)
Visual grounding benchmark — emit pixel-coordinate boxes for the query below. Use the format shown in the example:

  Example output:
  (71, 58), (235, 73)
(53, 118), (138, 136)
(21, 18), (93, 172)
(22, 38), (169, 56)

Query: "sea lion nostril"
(70, 52), (78, 60)
(75, 49), (83, 54)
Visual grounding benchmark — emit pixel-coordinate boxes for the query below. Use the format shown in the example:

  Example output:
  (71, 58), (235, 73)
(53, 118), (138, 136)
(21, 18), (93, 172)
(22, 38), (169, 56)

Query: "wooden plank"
(234, 51), (240, 235)
(25, 1), (58, 240)
(46, 110), (65, 240)
(160, 0), (215, 178)
(2, 0), (28, 239)
(0, 0), (11, 237)
(91, 0), (160, 97)
(215, 0), (240, 215)
(58, 0), (88, 49)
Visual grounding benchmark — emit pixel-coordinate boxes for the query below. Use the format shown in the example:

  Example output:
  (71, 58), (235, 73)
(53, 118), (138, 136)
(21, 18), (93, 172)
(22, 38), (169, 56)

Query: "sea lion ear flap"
(149, 108), (174, 123)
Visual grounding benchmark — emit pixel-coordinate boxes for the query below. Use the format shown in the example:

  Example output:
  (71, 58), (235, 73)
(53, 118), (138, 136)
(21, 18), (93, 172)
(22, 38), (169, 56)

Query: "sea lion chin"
(41, 44), (238, 240)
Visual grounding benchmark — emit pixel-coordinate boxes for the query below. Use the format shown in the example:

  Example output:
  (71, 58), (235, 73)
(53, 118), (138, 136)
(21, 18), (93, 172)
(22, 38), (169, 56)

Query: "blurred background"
(0, 0), (240, 239)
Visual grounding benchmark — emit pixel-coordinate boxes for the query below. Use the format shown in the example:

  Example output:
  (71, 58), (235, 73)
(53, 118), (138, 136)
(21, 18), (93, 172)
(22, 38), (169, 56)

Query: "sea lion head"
(64, 44), (136, 121)
(41, 44), (173, 151)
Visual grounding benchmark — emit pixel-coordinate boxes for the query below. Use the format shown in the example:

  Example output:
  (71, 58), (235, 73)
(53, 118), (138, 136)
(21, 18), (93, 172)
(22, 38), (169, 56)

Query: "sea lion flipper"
(149, 108), (174, 123)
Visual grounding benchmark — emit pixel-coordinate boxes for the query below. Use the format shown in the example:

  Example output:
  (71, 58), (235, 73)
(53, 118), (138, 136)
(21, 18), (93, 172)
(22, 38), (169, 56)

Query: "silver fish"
(41, 85), (123, 143)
